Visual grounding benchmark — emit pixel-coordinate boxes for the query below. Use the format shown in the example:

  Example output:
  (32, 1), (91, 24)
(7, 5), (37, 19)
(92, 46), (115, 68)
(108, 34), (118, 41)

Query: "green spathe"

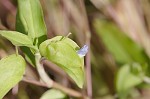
(39, 36), (84, 88)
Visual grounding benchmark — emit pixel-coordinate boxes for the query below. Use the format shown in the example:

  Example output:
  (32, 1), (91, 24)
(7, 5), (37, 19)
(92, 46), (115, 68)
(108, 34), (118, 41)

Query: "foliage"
(39, 36), (84, 88)
(0, 0), (85, 98)
(40, 89), (66, 99)
(0, 0), (150, 99)
(0, 54), (26, 99)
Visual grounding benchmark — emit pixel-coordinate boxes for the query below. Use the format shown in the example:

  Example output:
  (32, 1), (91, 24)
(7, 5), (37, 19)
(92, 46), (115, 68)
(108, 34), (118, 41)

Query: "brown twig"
(11, 84), (18, 99)
(42, 59), (76, 85)
(52, 82), (84, 98)
(22, 77), (48, 87)
(34, 52), (88, 98)
(22, 77), (87, 98)
(78, 0), (92, 98)
(42, 59), (66, 77)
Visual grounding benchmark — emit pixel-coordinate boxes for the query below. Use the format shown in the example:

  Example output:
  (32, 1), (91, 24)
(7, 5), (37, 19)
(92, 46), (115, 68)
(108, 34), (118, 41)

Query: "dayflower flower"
(77, 45), (88, 58)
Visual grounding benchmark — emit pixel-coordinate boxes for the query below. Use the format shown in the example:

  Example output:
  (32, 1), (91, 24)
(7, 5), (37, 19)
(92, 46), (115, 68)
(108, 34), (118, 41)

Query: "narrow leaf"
(0, 54), (26, 98)
(16, 0), (47, 45)
(0, 30), (33, 47)
(16, 0), (47, 67)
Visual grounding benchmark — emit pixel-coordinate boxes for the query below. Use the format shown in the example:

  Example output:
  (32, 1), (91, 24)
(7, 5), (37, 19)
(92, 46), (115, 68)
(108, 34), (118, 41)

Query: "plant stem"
(15, 46), (18, 56)
(35, 52), (53, 87)
(22, 77), (48, 87)
(78, 0), (92, 98)
(52, 82), (83, 98)
(11, 84), (18, 99)
(35, 52), (87, 98)
(23, 77), (86, 98)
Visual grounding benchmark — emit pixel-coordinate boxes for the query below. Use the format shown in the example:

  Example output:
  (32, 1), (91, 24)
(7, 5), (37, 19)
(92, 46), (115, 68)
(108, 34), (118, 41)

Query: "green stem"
(15, 46), (18, 56)
(35, 52), (53, 87)
(35, 52), (87, 98)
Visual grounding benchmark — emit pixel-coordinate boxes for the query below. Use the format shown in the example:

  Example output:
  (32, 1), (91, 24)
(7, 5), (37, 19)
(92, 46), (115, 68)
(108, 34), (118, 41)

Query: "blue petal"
(77, 45), (88, 57)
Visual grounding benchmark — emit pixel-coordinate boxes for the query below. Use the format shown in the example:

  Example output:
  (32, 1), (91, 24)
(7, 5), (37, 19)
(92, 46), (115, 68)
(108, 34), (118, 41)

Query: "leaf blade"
(0, 30), (33, 47)
(94, 19), (149, 64)
(0, 54), (26, 98)
(40, 89), (66, 99)
(40, 39), (84, 88)
(16, 0), (47, 45)
(116, 64), (143, 98)
(16, 0), (47, 67)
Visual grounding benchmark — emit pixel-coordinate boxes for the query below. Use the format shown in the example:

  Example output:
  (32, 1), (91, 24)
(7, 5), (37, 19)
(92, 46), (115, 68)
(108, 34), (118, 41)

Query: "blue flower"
(77, 45), (88, 58)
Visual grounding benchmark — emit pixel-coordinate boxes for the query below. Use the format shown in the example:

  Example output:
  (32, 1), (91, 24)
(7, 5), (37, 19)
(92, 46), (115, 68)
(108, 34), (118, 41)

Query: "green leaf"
(16, 0), (47, 67)
(41, 36), (80, 52)
(0, 30), (34, 48)
(0, 54), (26, 98)
(16, 0), (47, 45)
(40, 89), (66, 99)
(116, 64), (143, 98)
(21, 46), (36, 66)
(39, 36), (80, 57)
(94, 19), (149, 65)
(39, 38), (84, 88)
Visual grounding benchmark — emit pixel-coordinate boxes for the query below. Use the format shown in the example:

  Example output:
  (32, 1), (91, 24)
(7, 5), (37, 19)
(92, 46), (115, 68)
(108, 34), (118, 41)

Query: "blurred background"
(0, 0), (150, 99)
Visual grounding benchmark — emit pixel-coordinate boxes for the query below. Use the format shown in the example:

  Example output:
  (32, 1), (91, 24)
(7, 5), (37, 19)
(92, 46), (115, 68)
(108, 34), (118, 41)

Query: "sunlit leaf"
(39, 37), (84, 88)
(39, 36), (80, 55)
(0, 30), (34, 48)
(0, 54), (26, 98)
(16, 0), (47, 67)
(16, 0), (47, 45)
(40, 89), (66, 99)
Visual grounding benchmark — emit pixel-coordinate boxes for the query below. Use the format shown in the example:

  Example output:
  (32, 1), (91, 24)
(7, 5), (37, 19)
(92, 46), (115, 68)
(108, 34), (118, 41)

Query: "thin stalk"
(22, 77), (48, 87)
(23, 77), (86, 98)
(35, 52), (53, 87)
(78, 1), (92, 98)
(52, 82), (83, 98)
(11, 84), (18, 99)
(35, 52), (87, 98)
(15, 46), (18, 56)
